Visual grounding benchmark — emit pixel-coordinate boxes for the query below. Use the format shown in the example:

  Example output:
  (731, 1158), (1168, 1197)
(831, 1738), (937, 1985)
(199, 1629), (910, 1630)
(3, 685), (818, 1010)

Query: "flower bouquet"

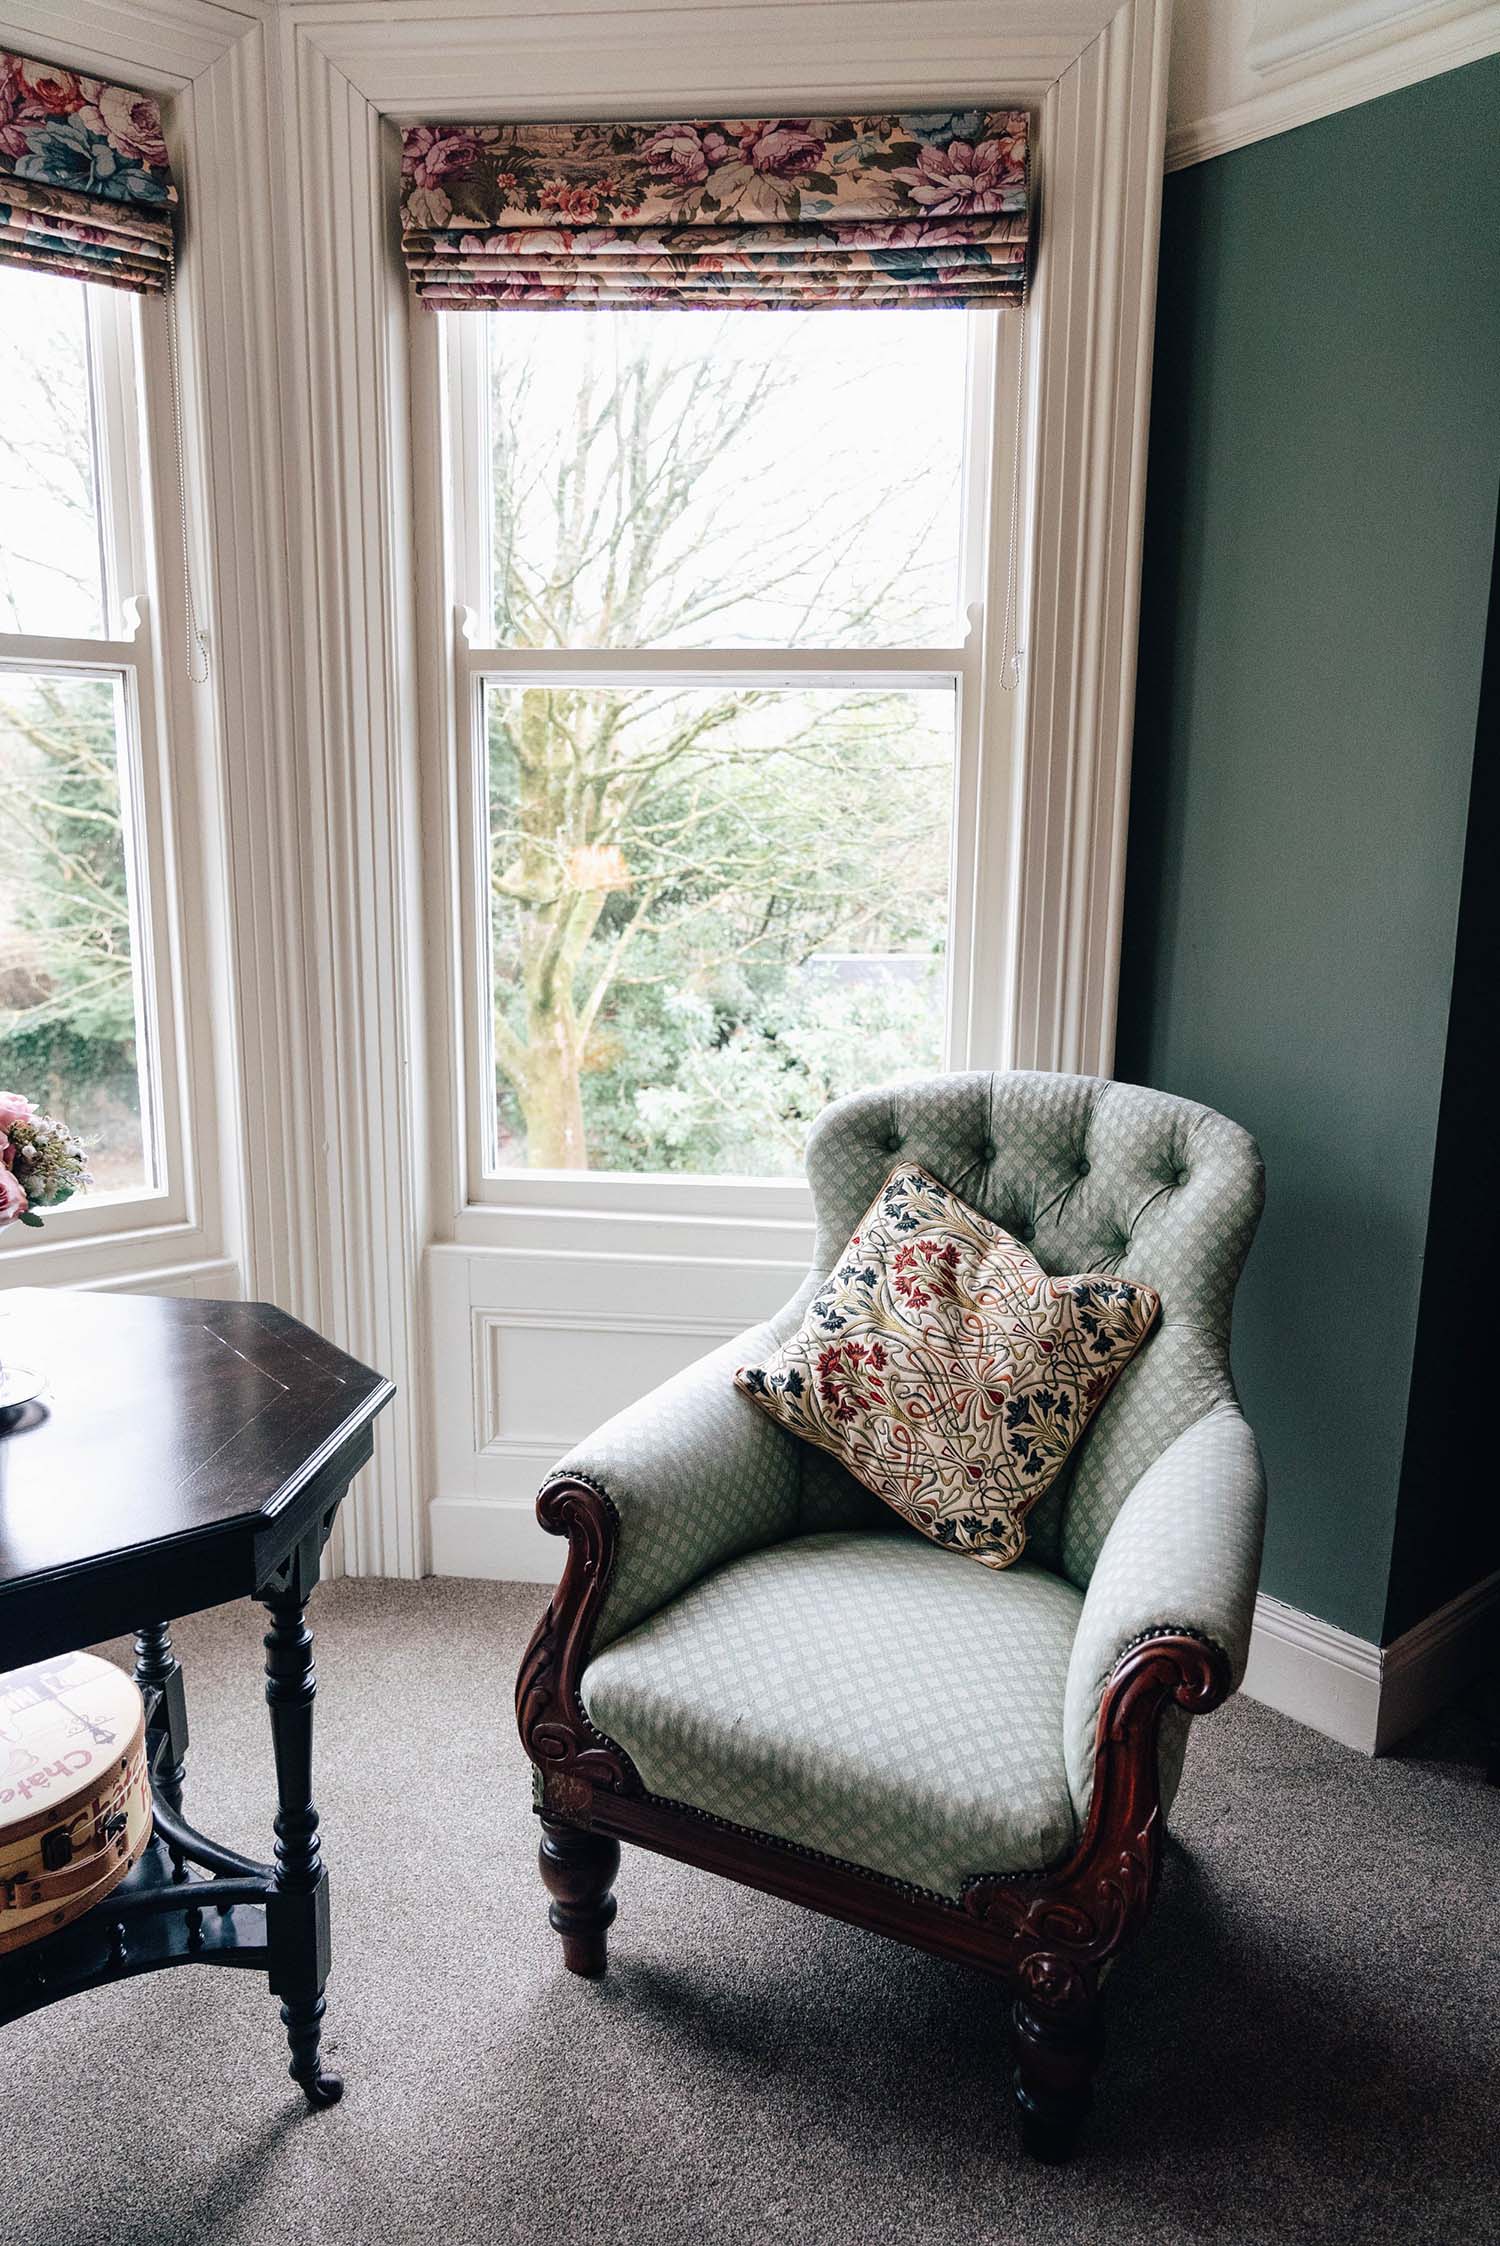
(0, 1094), (89, 1408)
(0, 1093), (90, 1231)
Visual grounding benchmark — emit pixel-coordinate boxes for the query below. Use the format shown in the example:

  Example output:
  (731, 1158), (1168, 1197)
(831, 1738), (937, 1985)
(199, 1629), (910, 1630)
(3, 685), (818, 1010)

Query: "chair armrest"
(1062, 1402), (1266, 1823)
(544, 1323), (803, 1653)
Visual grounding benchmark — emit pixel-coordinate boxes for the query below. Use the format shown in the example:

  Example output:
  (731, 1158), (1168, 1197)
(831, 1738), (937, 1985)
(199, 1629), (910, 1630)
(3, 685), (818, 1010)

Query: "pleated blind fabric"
(0, 50), (177, 295)
(399, 109), (1030, 311)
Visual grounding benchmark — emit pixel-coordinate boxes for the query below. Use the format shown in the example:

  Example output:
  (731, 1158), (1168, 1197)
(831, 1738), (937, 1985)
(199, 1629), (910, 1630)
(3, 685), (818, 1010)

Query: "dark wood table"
(0, 1289), (393, 2106)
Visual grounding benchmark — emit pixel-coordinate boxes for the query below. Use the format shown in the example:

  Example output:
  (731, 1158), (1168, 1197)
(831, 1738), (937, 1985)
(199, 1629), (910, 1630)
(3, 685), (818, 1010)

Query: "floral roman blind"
(399, 109), (1029, 310)
(0, 50), (177, 295)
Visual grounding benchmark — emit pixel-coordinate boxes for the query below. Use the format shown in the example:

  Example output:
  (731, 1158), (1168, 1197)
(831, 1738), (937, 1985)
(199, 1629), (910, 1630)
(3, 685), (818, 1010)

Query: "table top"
(0, 1291), (392, 1608)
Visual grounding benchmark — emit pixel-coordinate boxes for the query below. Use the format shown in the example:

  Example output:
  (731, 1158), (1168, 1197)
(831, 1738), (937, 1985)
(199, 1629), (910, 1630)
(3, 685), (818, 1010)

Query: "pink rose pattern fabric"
(0, 48), (177, 295)
(736, 1164), (1160, 1570)
(399, 110), (1028, 311)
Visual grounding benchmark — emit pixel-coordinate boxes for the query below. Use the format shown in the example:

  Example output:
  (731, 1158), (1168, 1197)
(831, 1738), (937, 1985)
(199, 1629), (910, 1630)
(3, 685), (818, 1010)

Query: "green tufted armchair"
(517, 1072), (1266, 2160)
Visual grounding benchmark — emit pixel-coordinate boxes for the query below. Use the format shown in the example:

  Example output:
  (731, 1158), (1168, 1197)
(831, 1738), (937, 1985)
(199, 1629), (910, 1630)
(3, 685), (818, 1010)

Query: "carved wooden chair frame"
(517, 1473), (1230, 2161)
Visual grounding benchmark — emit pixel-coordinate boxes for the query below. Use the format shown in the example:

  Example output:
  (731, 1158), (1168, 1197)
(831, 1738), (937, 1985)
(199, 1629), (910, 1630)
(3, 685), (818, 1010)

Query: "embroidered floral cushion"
(735, 1163), (1161, 1570)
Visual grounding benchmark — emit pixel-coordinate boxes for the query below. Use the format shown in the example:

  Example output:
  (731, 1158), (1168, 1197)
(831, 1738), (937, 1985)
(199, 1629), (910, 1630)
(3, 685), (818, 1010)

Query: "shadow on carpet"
(4, 1577), (1496, 2246)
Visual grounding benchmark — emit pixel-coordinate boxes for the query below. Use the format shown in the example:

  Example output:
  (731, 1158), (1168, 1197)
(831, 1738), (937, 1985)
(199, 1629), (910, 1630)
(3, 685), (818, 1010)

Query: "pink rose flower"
(94, 83), (169, 167)
(17, 60), (82, 115)
(642, 124), (719, 190)
(903, 139), (1021, 216)
(738, 121), (824, 178)
(539, 180), (602, 222)
(0, 1164), (28, 1226)
(0, 1092), (34, 1134)
(403, 127), (486, 190)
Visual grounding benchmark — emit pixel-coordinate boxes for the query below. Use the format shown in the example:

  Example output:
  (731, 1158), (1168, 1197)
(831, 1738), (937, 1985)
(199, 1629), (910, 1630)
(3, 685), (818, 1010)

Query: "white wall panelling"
(426, 1242), (805, 1582)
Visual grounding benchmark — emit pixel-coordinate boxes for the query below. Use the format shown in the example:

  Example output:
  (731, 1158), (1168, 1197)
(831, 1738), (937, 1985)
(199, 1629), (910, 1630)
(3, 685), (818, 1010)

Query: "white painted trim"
(1004, 0), (1173, 1075)
(76, 1254), (242, 1296)
(1377, 1567), (1500, 1752)
(262, 19), (429, 1576)
(0, 57), (241, 1288)
(429, 1491), (561, 1583)
(293, 0), (1119, 115)
(1166, 0), (1500, 168)
(172, 23), (317, 1332)
(1242, 1593), (1385, 1752)
(1242, 1575), (1500, 1753)
(0, 0), (266, 89)
(438, 305), (1007, 1217)
(472, 1305), (744, 1459)
(1248, 0), (1469, 75)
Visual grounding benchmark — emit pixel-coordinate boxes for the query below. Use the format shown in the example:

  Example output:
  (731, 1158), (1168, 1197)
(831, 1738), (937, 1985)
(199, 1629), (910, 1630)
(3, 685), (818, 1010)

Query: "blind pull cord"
(999, 268), (1029, 693)
(165, 263), (210, 687)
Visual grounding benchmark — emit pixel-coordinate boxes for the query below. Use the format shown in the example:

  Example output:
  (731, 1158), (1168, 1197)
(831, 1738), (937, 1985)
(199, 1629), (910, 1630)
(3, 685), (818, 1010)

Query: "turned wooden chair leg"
(538, 1819), (620, 1977)
(1010, 1981), (1103, 2163)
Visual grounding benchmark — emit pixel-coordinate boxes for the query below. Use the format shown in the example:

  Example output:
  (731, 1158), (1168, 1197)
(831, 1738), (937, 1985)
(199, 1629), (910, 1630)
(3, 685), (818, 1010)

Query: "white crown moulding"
(1249, 0), (1456, 74)
(286, 1), (1114, 117)
(1167, 0), (1500, 167)
(0, 0), (266, 87)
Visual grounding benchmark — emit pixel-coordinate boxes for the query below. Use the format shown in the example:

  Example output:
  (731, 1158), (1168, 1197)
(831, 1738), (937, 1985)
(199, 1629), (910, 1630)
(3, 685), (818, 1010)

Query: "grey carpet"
(4, 1577), (1497, 2246)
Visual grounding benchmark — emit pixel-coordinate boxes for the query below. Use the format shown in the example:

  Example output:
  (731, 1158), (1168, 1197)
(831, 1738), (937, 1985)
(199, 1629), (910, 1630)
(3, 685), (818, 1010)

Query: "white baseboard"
(1243, 1573), (1500, 1753)
(1242, 1595), (1384, 1751)
(427, 1493), (1499, 1758)
(429, 1493), (563, 1585)
(1376, 1568), (1500, 1751)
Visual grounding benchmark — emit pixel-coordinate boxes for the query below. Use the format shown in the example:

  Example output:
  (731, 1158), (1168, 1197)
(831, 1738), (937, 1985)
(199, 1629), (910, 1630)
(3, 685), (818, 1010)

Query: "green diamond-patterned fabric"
(1063, 1401), (1266, 1821)
(582, 1529), (1082, 1896)
(560, 1324), (805, 1649)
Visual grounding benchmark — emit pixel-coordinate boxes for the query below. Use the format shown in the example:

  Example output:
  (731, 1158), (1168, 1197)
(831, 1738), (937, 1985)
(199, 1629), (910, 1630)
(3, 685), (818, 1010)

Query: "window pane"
(485, 681), (953, 1174)
(0, 669), (153, 1198)
(489, 309), (966, 650)
(0, 269), (107, 638)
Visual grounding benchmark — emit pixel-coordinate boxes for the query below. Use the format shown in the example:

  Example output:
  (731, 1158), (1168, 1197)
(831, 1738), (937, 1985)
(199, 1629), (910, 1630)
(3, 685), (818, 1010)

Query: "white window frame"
(439, 305), (1026, 1229)
(0, 281), (199, 1250)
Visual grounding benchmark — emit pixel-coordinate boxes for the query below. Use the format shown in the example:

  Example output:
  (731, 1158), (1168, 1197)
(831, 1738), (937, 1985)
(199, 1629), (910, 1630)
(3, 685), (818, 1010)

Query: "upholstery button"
(1174, 1167), (1189, 1187)
(981, 1139), (997, 1162)
(884, 1134), (903, 1155)
(1075, 1159), (1090, 1178)
(1015, 1221), (1034, 1243)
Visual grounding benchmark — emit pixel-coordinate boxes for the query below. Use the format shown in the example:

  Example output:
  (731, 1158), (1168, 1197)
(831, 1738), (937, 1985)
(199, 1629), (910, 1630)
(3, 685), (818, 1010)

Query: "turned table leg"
(133, 1621), (189, 1817)
(539, 1819), (619, 1977)
(262, 1570), (341, 2108)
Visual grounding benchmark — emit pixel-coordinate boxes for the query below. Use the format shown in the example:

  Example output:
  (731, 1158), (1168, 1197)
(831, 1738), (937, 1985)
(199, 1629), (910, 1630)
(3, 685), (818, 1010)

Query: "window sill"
(0, 1211), (232, 1292)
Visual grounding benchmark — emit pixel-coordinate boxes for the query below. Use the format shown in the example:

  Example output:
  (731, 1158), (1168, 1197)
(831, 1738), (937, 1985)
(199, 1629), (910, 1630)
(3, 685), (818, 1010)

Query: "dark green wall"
(1116, 57), (1500, 1644)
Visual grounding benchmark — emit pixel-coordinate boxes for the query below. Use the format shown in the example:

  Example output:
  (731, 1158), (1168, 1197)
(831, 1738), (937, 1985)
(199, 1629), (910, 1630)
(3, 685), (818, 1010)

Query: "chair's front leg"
(969, 1631), (1230, 2162)
(538, 1819), (620, 1977)
(1010, 1969), (1103, 2163)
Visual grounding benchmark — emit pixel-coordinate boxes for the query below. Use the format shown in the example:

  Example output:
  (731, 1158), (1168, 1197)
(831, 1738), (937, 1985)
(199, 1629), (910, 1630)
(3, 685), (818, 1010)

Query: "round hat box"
(0, 1651), (152, 1956)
